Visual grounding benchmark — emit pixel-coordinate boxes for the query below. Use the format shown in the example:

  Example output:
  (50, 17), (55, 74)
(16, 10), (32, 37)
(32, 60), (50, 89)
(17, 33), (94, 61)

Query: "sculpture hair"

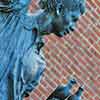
(39, 0), (86, 15)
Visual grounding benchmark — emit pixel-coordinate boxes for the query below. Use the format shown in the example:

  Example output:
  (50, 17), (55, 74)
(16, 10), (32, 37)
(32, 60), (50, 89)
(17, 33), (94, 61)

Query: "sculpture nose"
(71, 11), (81, 22)
(72, 15), (79, 22)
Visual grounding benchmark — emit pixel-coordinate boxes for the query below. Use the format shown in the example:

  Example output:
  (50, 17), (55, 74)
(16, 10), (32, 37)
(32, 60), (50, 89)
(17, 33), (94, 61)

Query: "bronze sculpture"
(0, 0), (85, 99)
(46, 77), (77, 100)
(67, 86), (84, 100)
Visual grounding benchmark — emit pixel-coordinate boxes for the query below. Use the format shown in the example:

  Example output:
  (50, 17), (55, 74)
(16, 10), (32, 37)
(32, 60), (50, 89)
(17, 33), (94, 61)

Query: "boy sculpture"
(0, 0), (85, 100)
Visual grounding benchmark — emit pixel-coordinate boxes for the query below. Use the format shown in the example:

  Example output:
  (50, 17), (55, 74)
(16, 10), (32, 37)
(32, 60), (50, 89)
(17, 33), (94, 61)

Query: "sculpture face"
(39, 0), (85, 37)
(50, 9), (81, 37)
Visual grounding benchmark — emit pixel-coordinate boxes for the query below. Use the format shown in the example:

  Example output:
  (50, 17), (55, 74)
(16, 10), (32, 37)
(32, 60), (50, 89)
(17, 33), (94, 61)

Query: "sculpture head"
(68, 77), (77, 85)
(38, 0), (86, 37)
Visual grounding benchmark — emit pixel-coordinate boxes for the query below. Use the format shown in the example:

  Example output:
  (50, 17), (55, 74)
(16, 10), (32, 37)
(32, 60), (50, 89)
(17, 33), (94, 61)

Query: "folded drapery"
(0, 0), (46, 100)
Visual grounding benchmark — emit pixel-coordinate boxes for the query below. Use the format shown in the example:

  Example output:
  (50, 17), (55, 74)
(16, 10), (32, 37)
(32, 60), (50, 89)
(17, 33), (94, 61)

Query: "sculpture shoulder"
(21, 9), (44, 30)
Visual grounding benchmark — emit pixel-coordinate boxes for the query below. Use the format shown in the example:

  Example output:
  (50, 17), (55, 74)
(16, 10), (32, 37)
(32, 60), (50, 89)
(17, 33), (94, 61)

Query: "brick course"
(25, 0), (100, 100)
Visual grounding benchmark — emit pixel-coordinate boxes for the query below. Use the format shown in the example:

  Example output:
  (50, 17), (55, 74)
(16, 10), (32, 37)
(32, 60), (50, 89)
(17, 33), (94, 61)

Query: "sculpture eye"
(56, 4), (63, 16)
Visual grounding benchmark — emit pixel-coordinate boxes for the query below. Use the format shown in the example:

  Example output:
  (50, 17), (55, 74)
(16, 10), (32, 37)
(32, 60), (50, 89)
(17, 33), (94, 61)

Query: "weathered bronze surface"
(0, 0), (85, 99)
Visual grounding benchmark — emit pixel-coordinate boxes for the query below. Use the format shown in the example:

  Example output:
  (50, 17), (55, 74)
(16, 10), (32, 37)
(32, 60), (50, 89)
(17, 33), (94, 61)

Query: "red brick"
(87, 0), (97, 8)
(94, 96), (100, 100)
(86, 28), (98, 42)
(96, 8), (100, 16)
(31, 95), (39, 100)
(91, 25), (100, 37)
(86, 1), (92, 10)
(95, 0), (100, 7)
(89, 47), (100, 59)
(92, 9), (100, 19)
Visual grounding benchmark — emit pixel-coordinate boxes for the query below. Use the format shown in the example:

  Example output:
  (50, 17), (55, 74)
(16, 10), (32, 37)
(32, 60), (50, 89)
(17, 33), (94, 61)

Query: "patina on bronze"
(0, 0), (85, 100)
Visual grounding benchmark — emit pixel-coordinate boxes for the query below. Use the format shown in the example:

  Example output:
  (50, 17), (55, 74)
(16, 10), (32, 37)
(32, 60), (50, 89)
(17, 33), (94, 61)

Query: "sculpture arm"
(21, 46), (46, 97)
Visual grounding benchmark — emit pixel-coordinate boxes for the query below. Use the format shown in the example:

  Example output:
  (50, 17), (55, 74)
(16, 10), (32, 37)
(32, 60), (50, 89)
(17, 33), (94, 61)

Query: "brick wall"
(25, 0), (100, 100)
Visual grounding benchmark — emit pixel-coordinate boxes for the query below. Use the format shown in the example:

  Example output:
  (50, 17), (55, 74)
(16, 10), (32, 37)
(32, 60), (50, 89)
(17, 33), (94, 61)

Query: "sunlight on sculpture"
(0, 0), (85, 100)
